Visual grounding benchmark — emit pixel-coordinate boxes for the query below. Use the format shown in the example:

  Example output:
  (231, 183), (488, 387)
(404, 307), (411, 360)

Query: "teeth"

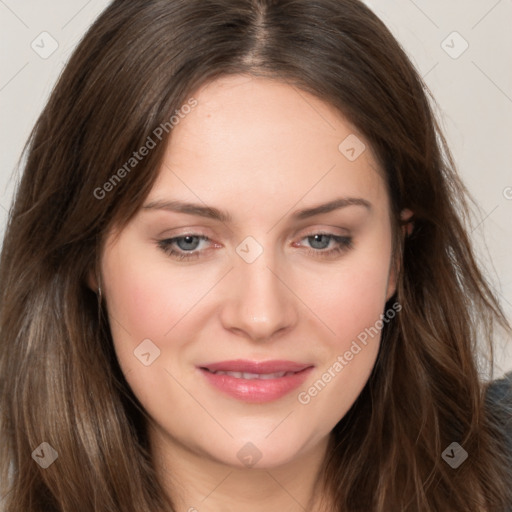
(241, 372), (263, 379)
(209, 370), (295, 379)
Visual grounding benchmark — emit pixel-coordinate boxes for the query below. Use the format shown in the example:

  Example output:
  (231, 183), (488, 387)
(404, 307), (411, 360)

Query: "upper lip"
(199, 359), (313, 374)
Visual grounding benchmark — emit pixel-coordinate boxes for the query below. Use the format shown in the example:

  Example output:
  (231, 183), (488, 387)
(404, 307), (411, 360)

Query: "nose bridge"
(220, 246), (297, 340)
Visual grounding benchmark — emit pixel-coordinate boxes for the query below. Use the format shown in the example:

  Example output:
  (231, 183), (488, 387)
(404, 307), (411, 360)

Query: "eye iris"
(177, 236), (200, 251)
(308, 234), (330, 250)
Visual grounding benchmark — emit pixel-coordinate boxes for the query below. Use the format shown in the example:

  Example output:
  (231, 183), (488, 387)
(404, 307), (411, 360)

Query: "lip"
(197, 359), (314, 403)
(200, 359), (312, 374)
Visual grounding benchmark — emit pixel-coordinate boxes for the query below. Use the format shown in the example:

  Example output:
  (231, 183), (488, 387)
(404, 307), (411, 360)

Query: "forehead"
(148, 74), (387, 218)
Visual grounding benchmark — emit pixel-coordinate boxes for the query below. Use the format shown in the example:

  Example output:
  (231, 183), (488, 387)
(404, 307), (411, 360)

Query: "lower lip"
(198, 367), (314, 403)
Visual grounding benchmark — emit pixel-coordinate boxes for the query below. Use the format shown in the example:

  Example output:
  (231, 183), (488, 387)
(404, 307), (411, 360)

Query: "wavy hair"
(1, 0), (511, 510)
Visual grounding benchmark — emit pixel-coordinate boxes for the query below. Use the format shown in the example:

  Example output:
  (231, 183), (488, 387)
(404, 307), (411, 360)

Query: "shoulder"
(485, 371), (512, 403)
(484, 371), (512, 435)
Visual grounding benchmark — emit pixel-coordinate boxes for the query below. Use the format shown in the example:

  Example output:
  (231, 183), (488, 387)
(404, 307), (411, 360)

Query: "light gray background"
(1, 0), (511, 377)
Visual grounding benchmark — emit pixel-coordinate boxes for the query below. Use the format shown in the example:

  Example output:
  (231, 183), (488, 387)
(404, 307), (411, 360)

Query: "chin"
(206, 433), (315, 470)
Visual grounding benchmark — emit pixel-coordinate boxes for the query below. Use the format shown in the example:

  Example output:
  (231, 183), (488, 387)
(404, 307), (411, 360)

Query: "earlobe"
(400, 208), (414, 237)
(385, 249), (399, 301)
(386, 264), (397, 301)
(86, 268), (98, 292)
(386, 208), (414, 301)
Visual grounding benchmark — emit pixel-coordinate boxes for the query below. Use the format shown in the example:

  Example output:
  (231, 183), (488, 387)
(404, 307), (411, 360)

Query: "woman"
(0, 0), (510, 510)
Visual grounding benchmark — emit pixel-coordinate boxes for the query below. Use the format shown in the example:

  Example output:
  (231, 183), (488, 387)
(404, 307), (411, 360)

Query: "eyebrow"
(142, 197), (372, 222)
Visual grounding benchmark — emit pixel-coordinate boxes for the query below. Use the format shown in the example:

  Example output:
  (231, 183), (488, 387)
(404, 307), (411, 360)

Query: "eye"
(157, 235), (213, 261)
(296, 233), (353, 258)
(156, 232), (353, 261)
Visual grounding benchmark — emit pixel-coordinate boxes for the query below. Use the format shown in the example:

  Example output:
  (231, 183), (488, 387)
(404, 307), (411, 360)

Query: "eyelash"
(156, 233), (353, 261)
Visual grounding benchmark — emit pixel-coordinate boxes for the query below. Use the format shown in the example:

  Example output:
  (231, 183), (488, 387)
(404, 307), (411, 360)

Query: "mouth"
(202, 368), (300, 379)
(197, 360), (314, 403)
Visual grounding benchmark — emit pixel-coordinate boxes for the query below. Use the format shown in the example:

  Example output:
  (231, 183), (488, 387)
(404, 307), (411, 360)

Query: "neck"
(150, 425), (333, 512)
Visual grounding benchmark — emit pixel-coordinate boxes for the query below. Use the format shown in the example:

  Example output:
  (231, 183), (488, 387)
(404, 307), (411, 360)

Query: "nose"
(219, 253), (298, 342)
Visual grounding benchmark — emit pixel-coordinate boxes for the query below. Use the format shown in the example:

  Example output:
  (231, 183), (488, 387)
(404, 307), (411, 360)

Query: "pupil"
(309, 234), (330, 250)
(177, 236), (200, 251)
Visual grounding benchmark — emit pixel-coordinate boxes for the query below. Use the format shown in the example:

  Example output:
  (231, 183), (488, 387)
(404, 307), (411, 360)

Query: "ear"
(385, 208), (414, 300)
(386, 262), (398, 301)
(400, 208), (414, 236)
(86, 268), (99, 292)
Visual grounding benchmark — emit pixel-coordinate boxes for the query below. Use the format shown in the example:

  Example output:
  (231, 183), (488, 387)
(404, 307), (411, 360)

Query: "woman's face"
(99, 74), (397, 469)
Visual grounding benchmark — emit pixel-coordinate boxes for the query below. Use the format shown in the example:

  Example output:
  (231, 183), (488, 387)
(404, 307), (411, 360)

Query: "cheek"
(100, 241), (186, 384)
(100, 249), (190, 415)
(102, 241), (201, 343)
(292, 241), (393, 417)
(304, 247), (393, 345)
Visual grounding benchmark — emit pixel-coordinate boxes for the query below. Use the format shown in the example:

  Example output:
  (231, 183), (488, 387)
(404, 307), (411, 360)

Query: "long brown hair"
(1, 1), (510, 510)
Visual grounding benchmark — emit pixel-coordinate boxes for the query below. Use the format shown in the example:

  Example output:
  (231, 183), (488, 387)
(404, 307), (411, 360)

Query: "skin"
(95, 74), (407, 511)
